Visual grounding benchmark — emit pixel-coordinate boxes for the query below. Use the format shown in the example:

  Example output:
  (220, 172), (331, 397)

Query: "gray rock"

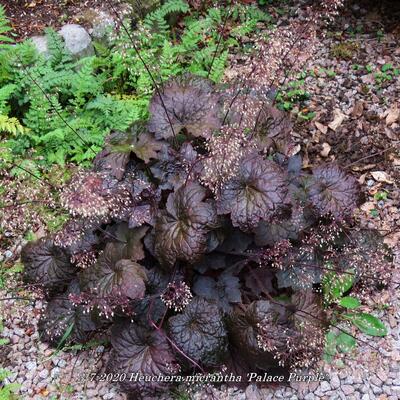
(4, 250), (13, 259)
(392, 386), (400, 395)
(245, 385), (264, 400)
(39, 369), (49, 379)
(320, 381), (331, 392)
(50, 367), (60, 379)
(58, 24), (94, 58)
(330, 373), (340, 389)
(371, 384), (382, 395)
(26, 361), (37, 371)
(58, 359), (67, 368)
(341, 385), (355, 395)
(30, 35), (49, 57)
(370, 376), (381, 386)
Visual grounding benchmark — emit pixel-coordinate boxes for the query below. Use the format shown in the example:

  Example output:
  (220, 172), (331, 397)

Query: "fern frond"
(209, 50), (228, 83)
(45, 28), (73, 67)
(0, 115), (27, 135)
(0, 5), (14, 48)
(0, 83), (16, 113)
(144, 0), (189, 36)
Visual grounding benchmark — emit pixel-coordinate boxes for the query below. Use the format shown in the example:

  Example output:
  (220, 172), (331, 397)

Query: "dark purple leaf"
(108, 322), (178, 396)
(110, 223), (148, 262)
(290, 290), (325, 329)
(154, 182), (218, 265)
(168, 297), (228, 366)
(148, 74), (221, 139)
(134, 268), (168, 323)
(21, 238), (77, 291)
(309, 164), (360, 218)
(244, 267), (274, 297)
(94, 124), (164, 180)
(217, 153), (288, 230)
(254, 204), (306, 246)
(38, 281), (98, 346)
(193, 254), (226, 274)
(217, 228), (252, 253)
(80, 243), (147, 300)
(276, 250), (322, 290)
(193, 270), (241, 311)
(227, 300), (286, 370)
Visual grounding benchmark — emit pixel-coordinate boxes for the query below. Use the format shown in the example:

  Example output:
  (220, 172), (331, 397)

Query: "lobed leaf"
(80, 243), (147, 300)
(148, 74), (221, 139)
(168, 297), (228, 366)
(21, 238), (77, 291)
(154, 182), (218, 265)
(217, 153), (288, 230)
(193, 270), (241, 312)
(308, 164), (360, 219)
(38, 281), (98, 346)
(108, 322), (177, 396)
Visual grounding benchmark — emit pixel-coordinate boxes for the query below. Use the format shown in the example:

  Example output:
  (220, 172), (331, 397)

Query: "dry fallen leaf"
(358, 173), (367, 184)
(320, 142), (331, 157)
(392, 158), (400, 166)
(315, 121), (328, 134)
(360, 201), (375, 213)
(371, 171), (394, 184)
(328, 109), (346, 131)
(352, 163), (376, 172)
(386, 105), (399, 126)
(351, 100), (364, 118)
(384, 232), (400, 247)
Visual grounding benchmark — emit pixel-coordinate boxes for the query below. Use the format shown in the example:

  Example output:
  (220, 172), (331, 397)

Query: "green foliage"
(0, 0), (270, 167)
(276, 76), (314, 120)
(344, 312), (388, 337)
(339, 296), (361, 309)
(0, 262), (24, 290)
(0, 5), (13, 49)
(322, 267), (355, 303)
(330, 41), (359, 60)
(322, 269), (388, 362)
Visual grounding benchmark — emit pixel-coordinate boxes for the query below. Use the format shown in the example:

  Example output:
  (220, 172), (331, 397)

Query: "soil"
(2, 0), (125, 40)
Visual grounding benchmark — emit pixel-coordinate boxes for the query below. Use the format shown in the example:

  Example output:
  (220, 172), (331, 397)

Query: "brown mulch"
(2, 0), (125, 40)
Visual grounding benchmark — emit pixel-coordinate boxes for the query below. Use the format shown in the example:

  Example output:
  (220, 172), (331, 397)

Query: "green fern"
(0, 0), (266, 167)
(45, 28), (73, 67)
(144, 0), (189, 36)
(0, 5), (13, 48)
(209, 50), (228, 82)
(0, 115), (27, 135)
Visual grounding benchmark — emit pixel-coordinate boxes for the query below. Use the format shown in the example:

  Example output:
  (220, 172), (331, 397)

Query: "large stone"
(58, 24), (94, 58)
(31, 36), (49, 57)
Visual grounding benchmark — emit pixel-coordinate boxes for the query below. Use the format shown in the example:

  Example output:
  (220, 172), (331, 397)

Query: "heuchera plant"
(21, 74), (389, 399)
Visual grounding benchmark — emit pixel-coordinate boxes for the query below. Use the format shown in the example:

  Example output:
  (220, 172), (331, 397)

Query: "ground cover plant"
(1, 0), (397, 399)
(20, 72), (391, 398)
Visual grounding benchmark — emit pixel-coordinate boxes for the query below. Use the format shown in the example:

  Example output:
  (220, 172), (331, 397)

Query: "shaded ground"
(2, 0), (125, 40)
